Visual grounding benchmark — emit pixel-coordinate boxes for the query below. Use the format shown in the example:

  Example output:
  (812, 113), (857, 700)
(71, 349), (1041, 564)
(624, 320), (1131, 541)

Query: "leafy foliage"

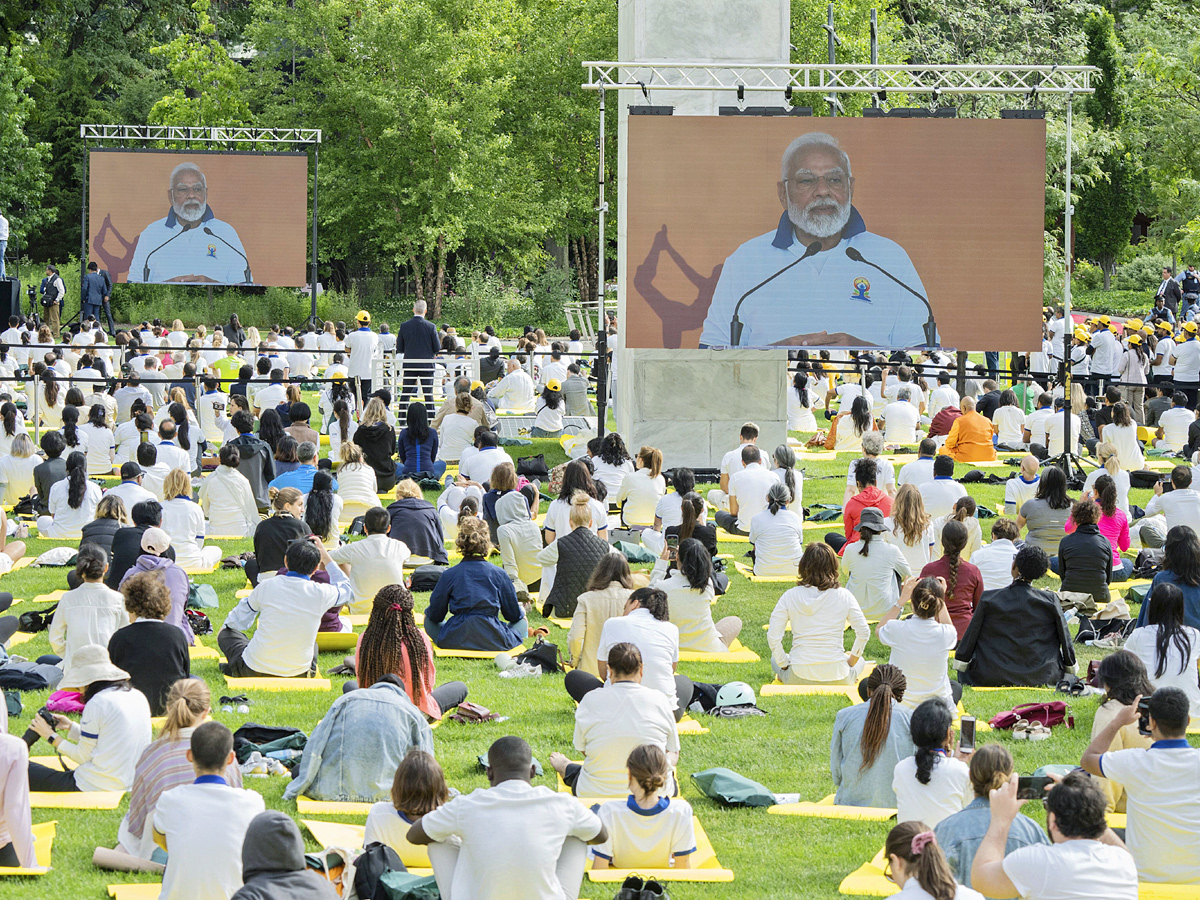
(0, 45), (52, 244)
(149, 0), (251, 127)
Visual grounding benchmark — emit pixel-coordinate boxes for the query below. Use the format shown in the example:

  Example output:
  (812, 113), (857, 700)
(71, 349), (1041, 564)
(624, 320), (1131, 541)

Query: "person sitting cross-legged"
(230, 811), (338, 900)
(407, 736), (607, 900)
(550, 642), (679, 799)
(218, 536), (352, 678)
(883, 820), (986, 900)
(830, 664), (913, 809)
(955, 544), (1075, 688)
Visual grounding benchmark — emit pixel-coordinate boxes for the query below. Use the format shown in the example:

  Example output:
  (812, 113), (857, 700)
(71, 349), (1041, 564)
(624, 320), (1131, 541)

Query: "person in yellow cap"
(1151, 320), (1176, 384)
(344, 309), (380, 398)
(1087, 315), (1120, 396)
(1069, 328), (1092, 382)
(1116, 331), (1148, 423)
(531, 379), (566, 438)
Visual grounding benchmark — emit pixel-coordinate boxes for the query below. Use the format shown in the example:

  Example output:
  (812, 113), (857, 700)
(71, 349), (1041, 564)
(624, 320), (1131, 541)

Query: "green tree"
(0, 45), (53, 248)
(1075, 12), (1142, 289)
(149, 0), (251, 126)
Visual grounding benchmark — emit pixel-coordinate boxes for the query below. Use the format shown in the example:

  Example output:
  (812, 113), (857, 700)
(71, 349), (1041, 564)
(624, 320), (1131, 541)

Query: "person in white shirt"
(458, 432), (510, 486)
(1003, 455), (1041, 516)
(877, 576), (958, 710)
(1155, 390), (1194, 452)
(787, 370), (819, 432)
(196, 378), (228, 445)
(24, 643), (152, 793)
(843, 513), (913, 617)
(344, 311), (381, 397)
(647, 540), (741, 654)
(971, 519), (1020, 592)
(1042, 397), (1081, 456)
(198, 445), (260, 538)
(591, 434), (636, 503)
(160, 469), (221, 570)
(749, 483), (805, 577)
(1081, 686), (1200, 884)
(438, 393), (480, 463)
(0, 432), (39, 507)
(329, 508), (411, 615)
(893, 698), (973, 828)
(972, 770), (1138, 900)
(487, 358), (536, 412)
(1021, 393), (1055, 446)
(537, 349), (569, 391)
(884, 369), (927, 413)
(1101, 401), (1144, 470)
(919, 456), (967, 520)
(707, 422), (771, 511)
(1082, 443), (1131, 517)
(531, 381), (566, 438)
(1170, 322), (1200, 401)
(155, 419), (193, 474)
(549, 643), (679, 799)
(47, 545), (129, 690)
(79, 404), (116, 476)
(884, 820), (986, 900)
(885, 484), (937, 574)
(35, 451), (104, 539)
(152, 722), (265, 900)
(898, 439), (938, 489)
(715, 445), (780, 535)
(1145, 465), (1200, 535)
(882, 389), (921, 446)
(767, 542), (868, 684)
(615, 446), (666, 528)
(106, 461), (157, 513)
(1124, 585), (1200, 717)
(992, 389), (1027, 449)
(135, 444), (171, 502)
(1089, 317), (1121, 391)
(286, 334), (314, 380)
(218, 538), (352, 678)
(845, 433), (897, 504)
(408, 736), (606, 900)
(927, 373), (960, 422)
(1152, 321), (1176, 380)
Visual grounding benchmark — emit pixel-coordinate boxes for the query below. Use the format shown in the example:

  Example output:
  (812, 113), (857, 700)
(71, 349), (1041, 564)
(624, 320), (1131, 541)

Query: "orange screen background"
(88, 150), (309, 286)
(625, 116), (1047, 351)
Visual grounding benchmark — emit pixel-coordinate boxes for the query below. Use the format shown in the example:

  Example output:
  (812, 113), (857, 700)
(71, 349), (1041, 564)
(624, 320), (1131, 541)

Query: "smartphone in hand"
(959, 716), (976, 753)
(1016, 775), (1052, 800)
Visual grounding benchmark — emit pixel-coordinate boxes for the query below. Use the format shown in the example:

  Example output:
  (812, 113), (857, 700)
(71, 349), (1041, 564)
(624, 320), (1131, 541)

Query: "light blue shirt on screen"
(128, 206), (250, 284)
(698, 208), (931, 349)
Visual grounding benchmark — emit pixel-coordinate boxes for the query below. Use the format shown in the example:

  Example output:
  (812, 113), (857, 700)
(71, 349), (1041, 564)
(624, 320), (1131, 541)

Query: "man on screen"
(698, 132), (932, 349)
(127, 162), (251, 284)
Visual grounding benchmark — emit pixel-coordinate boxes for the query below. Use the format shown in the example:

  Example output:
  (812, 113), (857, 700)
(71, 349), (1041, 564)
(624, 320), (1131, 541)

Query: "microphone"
(203, 227), (253, 284)
(142, 229), (189, 282)
(729, 241), (823, 347)
(845, 247), (938, 347)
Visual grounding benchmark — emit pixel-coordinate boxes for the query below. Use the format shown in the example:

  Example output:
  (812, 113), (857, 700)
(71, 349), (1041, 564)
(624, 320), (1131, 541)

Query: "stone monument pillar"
(614, 0), (792, 468)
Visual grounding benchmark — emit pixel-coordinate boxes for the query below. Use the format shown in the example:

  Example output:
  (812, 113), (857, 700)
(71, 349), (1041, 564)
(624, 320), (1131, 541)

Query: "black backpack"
(354, 841), (406, 900)
(17, 603), (57, 634)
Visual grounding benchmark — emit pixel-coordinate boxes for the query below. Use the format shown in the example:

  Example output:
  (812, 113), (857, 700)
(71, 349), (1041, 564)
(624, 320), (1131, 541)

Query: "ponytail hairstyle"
(792, 370), (811, 406)
(61, 405), (81, 448)
(911, 698), (954, 786)
(43, 369), (59, 408)
(1094, 473), (1118, 519)
(939, 519), (968, 602)
(457, 496), (479, 527)
(969, 744), (1015, 799)
(950, 495), (976, 523)
(626, 744), (671, 799)
(772, 444), (798, 505)
(858, 664), (907, 773)
(850, 395), (872, 436)
(910, 576), (945, 621)
(1096, 442), (1120, 478)
(568, 490), (593, 530)
(334, 399), (351, 443)
(304, 470), (336, 540)
(884, 821), (957, 900)
(66, 450), (88, 508)
(169, 402), (191, 451)
(160, 677), (211, 742)
(0, 402), (15, 438)
(358, 584), (430, 704)
(766, 481), (791, 516)
(636, 445), (663, 480)
(269, 485), (303, 514)
(678, 491), (704, 542)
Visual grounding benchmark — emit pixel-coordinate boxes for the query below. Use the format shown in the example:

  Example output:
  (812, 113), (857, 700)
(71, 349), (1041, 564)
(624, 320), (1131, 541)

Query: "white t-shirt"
(596, 609), (680, 703)
(1004, 475), (1040, 514)
(616, 469), (666, 528)
(918, 478), (967, 520)
(591, 796), (696, 869)
(344, 328), (380, 380)
(993, 406), (1026, 446)
(748, 508), (805, 576)
(1044, 413), (1081, 456)
(892, 754), (973, 827)
(897, 457), (935, 489)
(883, 520), (937, 574)
(1145, 488), (1200, 536)
(419, 780), (602, 900)
(573, 681), (680, 798)
(727, 463), (781, 530)
(154, 779), (266, 900)
(971, 539), (1017, 592)
(1124, 626), (1200, 716)
(364, 803), (446, 868)
(1002, 840), (1138, 900)
(1100, 744), (1200, 883)
(719, 444), (770, 476)
(847, 457), (896, 493)
(1158, 406), (1193, 452)
(79, 422), (115, 476)
(928, 386), (960, 419)
(882, 401), (920, 444)
(890, 881), (985, 899)
(654, 492), (685, 529)
(1102, 422), (1144, 470)
(1172, 339), (1200, 382)
(878, 617), (957, 710)
(460, 446), (510, 486)
(439, 413), (478, 463)
(834, 383), (867, 415)
(544, 496), (607, 537)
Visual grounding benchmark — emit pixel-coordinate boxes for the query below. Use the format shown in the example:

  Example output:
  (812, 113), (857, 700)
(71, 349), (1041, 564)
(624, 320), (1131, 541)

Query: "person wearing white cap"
(344, 310), (380, 398)
(118, 526), (193, 644)
(48, 545), (129, 691)
(23, 643), (152, 792)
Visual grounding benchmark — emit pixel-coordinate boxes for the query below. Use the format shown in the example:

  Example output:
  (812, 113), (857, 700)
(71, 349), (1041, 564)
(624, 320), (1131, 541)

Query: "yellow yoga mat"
(189, 638), (220, 660)
(26, 590), (67, 606)
(31, 789), (123, 810)
(547, 617), (572, 630)
(181, 562), (218, 576)
(677, 715), (709, 735)
(586, 817), (733, 883)
(432, 644), (524, 659)
(769, 794), (896, 822)
(1139, 882), (1200, 898)
(732, 560), (795, 583)
(223, 675), (333, 692)
(107, 886), (162, 900)
(677, 639), (759, 664)
(297, 796), (373, 815)
(301, 819), (432, 874)
(316, 631), (359, 651)
(404, 555), (434, 568)
(0, 821), (55, 874)
(838, 848), (896, 897)
(714, 530), (750, 544)
(235, 588), (253, 599)
(0, 558), (36, 577)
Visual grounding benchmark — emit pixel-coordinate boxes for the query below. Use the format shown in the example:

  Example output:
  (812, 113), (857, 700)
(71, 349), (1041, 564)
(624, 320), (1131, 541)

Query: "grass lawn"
(2, 433), (1186, 899)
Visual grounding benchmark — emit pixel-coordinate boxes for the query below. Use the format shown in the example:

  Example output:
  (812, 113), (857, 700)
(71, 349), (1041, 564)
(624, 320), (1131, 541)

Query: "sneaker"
(641, 880), (669, 899)
(615, 876), (644, 900)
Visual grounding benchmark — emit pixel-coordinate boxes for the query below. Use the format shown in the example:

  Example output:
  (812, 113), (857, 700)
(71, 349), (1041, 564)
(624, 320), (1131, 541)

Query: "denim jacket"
(933, 796), (1049, 894)
(283, 682), (434, 802)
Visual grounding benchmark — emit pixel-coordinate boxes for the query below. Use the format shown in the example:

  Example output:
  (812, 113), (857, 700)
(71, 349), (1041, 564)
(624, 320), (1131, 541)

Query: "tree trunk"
(432, 234), (447, 319)
(409, 255), (426, 306)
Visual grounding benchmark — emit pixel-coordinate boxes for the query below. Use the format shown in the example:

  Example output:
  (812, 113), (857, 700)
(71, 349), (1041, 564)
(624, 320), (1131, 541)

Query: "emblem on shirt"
(207, 244), (217, 258)
(851, 277), (871, 302)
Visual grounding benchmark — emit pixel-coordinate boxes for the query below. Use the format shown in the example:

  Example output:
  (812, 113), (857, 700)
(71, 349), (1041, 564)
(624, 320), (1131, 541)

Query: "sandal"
(1026, 722), (1052, 741)
(1012, 718), (1032, 740)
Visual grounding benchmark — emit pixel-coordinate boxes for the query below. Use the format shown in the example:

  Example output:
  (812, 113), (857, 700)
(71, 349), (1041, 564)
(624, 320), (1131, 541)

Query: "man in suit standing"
(397, 300), (440, 404)
(1158, 267), (1183, 320)
(81, 262), (107, 324)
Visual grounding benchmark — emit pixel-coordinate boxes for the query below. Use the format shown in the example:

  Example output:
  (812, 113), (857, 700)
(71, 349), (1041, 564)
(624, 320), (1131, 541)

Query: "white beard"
(788, 195), (852, 239)
(172, 200), (205, 224)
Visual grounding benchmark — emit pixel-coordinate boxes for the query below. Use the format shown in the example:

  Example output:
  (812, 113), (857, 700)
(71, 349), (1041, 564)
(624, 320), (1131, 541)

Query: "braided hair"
(358, 584), (430, 705)
(940, 518), (968, 603)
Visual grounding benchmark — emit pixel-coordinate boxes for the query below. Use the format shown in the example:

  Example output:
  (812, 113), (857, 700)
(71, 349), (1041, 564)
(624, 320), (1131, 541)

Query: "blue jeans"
(397, 459), (446, 480)
(1112, 558), (1134, 582)
(530, 426), (563, 438)
(0, 240), (6, 279)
